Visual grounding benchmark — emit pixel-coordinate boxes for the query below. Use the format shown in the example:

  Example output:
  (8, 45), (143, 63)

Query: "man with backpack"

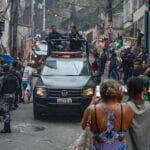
(0, 64), (19, 133)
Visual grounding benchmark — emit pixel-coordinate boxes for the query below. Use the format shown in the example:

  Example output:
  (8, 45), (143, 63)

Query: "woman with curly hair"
(82, 80), (134, 150)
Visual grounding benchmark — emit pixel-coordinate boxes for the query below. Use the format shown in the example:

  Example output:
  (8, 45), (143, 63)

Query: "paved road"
(0, 104), (82, 150)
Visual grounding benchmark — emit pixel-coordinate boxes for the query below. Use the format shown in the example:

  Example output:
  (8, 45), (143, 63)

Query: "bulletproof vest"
(48, 32), (61, 40)
(2, 73), (18, 94)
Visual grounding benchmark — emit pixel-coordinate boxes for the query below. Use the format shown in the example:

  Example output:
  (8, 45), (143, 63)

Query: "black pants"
(101, 63), (106, 74)
(124, 70), (133, 84)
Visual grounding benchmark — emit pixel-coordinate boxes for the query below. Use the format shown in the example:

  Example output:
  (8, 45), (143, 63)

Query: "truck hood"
(34, 50), (47, 56)
(40, 75), (91, 89)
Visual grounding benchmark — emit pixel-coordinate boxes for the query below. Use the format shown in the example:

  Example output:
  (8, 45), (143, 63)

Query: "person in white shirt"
(22, 63), (33, 103)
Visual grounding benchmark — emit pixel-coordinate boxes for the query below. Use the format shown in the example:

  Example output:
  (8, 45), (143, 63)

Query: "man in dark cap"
(0, 64), (19, 133)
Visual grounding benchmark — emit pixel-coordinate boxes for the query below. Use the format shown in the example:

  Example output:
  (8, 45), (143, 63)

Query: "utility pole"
(9, 0), (19, 57)
(107, 0), (113, 23)
(43, 0), (46, 31)
(31, 0), (35, 35)
(144, 0), (150, 63)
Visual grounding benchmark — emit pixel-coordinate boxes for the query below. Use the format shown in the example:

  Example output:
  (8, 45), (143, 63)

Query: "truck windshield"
(41, 60), (90, 76)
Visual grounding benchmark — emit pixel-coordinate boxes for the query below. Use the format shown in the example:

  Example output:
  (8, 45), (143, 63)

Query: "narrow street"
(0, 103), (82, 150)
(0, 0), (150, 150)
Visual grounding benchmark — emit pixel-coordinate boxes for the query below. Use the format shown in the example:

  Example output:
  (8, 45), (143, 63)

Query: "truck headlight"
(36, 88), (46, 97)
(34, 54), (37, 58)
(31, 60), (36, 64)
(83, 88), (94, 96)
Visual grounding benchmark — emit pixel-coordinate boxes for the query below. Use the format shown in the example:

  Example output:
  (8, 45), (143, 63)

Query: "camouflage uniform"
(0, 71), (19, 132)
(0, 94), (14, 128)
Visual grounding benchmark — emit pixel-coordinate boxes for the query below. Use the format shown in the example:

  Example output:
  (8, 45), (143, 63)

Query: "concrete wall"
(123, 0), (148, 34)
(1, 18), (10, 48)
(17, 25), (32, 59)
(123, 0), (133, 28)
(0, 0), (10, 50)
(112, 12), (123, 35)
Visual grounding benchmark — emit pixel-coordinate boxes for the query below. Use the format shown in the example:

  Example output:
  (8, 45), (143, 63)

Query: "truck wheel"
(33, 107), (41, 119)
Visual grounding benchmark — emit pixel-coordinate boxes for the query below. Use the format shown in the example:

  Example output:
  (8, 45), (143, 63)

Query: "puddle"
(13, 123), (46, 133)
(33, 126), (45, 132)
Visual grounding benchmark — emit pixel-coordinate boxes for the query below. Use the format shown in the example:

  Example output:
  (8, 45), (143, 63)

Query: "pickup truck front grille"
(48, 89), (82, 98)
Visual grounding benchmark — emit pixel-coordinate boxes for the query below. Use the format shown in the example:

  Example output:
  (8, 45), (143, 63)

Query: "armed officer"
(69, 25), (83, 51)
(0, 64), (19, 133)
(46, 25), (63, 54)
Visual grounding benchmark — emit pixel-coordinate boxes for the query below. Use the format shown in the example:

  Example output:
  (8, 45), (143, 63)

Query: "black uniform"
(11, 68), (23, 105)
(92, 53), (101, 84)
(101, 51), (107, 74)
(69, 32), (83, 51)
(122, 52), (135, 83)
(46, 31), (63, 53)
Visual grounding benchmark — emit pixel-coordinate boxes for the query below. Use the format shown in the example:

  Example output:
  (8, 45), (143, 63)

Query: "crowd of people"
(73, 27), (150, 149)
(73, 76), (150, 150)
(92, 45), (149, 86)
(0, 24), (149, 150)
